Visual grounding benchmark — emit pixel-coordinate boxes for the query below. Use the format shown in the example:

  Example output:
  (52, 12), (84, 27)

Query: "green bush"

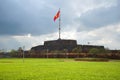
(75, 58), (109, 62)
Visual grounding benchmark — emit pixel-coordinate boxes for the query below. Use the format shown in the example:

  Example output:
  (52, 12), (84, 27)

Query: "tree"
(18, 47), (23, 52)
(104, 48), (111, 53)
(118, 50), (120, 54)
(72, 47), (82, 58)
(0, 49), (3, 54)
(99, 48), (107, 53)
(63, 49), (68, 58)
(9, 49), (18, 57)
(89, 48), (99, 54)
(72, 47), (82, 53)
(0, 49), (4, 58)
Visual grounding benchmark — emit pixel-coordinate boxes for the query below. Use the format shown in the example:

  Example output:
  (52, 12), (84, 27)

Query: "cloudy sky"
(0, 0), (120, 51)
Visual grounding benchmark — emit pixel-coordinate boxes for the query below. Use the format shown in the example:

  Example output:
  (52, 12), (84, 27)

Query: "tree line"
(0, 47), (120, 59)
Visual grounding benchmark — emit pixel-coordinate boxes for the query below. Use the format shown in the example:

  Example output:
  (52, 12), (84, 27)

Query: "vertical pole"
(23, 46), (25, 63)
(88, 42), (90, 45)
(47, 49), (49, 58)
(59, 8), (61, 40)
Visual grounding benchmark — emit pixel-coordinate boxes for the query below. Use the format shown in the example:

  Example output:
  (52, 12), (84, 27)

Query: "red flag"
(54, 10), (60, 22)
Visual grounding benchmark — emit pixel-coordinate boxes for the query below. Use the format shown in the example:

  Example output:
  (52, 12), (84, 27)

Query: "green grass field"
(0, 58), (120, 80)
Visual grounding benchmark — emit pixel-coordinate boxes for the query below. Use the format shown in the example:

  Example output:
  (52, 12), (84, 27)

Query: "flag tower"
(59, 9), (61, 40)
(54, 8), (61, 39)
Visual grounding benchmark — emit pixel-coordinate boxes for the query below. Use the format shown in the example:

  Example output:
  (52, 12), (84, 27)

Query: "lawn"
(0, 58), (120, 80)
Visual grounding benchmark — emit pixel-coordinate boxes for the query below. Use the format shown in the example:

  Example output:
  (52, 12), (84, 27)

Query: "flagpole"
(23, 46), (25, 63)
(59, 8), (61, 40)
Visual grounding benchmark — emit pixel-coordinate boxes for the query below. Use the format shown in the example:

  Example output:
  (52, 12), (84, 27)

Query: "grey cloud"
(79, 2), (120, 30)
(0, 36), (21, 50)
(1, 0), (118, 36)
(0, 0), (120, 50)
(0, 0), (59, 36)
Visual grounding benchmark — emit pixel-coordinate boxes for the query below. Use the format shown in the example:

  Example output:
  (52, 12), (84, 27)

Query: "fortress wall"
(44, 40), (77, 46)
(31, 39), (105, 53)
(44, 40), (77, 52)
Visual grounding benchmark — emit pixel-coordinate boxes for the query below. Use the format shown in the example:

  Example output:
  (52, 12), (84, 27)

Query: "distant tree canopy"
(89, 48), (108, 54)
(118, 50), (120, 53)
(9, 49), (18, 57)
(72, 47), (82, 53)
(0, 50), (3, 53)
(89, 48), (99, 54)
(0, 49), (6, 54)
(18, 47), (23, 52)
(62, 49), (68, 53)
(9, 47), (23, 57)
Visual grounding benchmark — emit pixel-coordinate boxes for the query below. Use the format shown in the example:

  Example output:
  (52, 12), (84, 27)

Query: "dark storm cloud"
(0, 0), (119, 36)
(0, 0), (120, 50)
(0, 0), (58, 35)
(79, 1), (120, 29)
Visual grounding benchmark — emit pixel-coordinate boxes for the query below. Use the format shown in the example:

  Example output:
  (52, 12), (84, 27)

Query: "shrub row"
(9, 53), (120, 59)
(75, 58), (109, 62)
